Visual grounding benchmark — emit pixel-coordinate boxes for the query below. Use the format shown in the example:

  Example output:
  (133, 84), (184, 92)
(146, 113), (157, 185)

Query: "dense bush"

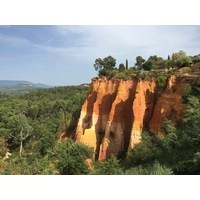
(124, 161), (173, 175)
(90, 154), (123, 175)
(156, 75), (167, 94)
(114, 72), (130, 80)
(54, 139), (94, 175)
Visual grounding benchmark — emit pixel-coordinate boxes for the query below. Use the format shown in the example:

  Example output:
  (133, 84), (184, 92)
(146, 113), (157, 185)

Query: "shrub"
(182, 67), (192, 73)
(156, 75), (167, 94)
(167, 70), (175, 75)
(54, 139), (94, 175)
(156, 76), (167, 88)
(115, 72), (129, 80)
(124, 161), (173, 175)
(149, 69), (163, 77)
(182, 83), (192, 97)
(90, 154), (123, 175)
(127, 131), (162, 166)
(135, 71), (150, 80)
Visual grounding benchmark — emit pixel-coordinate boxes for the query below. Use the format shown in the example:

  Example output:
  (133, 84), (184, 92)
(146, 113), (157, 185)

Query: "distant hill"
(0, 80), (51, 88)
(0, 80), (52, 94)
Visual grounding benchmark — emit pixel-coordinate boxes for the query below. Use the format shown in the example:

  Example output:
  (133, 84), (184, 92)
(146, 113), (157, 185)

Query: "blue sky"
(0, 25), (200, 86)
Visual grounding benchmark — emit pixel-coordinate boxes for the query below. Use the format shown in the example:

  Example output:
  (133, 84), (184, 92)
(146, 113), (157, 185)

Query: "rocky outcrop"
(149, 76), (184, 134)
(75, 76), (184, 160)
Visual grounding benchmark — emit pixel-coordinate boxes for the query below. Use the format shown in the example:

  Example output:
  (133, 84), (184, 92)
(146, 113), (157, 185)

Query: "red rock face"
(149, 76), (184, 134)
(127, 79), (157, 154)
(75, 76), (184, 160)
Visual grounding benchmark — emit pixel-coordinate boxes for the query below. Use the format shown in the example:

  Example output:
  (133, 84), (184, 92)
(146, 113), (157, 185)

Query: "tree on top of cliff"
(135, 56), (145, 70)
(171, 50), (191, 68)
(94, 56), (116, 71)
(94, 56), (117, 77)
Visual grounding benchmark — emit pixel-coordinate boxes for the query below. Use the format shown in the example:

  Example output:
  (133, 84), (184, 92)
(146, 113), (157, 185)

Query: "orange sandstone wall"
(149, 76), (184, 134)
(75, 76), (184, 160)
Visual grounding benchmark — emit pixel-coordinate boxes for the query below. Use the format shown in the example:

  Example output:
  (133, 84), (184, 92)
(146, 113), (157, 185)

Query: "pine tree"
(126, 59), (128, 70)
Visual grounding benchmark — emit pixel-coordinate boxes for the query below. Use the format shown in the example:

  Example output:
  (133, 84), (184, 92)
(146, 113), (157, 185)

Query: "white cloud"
(3, 25), (198, 73)
(52, 25), (200, 67)
(0, 34), (29, 46)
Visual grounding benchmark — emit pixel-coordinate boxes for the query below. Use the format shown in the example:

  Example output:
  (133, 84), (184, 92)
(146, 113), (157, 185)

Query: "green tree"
(119, 63), (125, 72)
(182, 83), (192, 98)
(142, 59), (154, 71)
(127, 131), (162, 167)
(124, 160), (173, 175)
(190, 54), (200, 64)
(94, 56), (116, 72)
(142, 55), (166, 70)
(135, 56), (145, 70)
(156, 57), (166, 69)
(171, 50), (191, 68)
(126, 59), (128, 70)
(94, 58), (104, 71)
(161, 118), (177, 135)
(54, 139), (94, 175)
(90, 154), (123, 175)
(156, 76), (167, 94)
(37, 131), (56, 156)
(7, 114), (32, 157)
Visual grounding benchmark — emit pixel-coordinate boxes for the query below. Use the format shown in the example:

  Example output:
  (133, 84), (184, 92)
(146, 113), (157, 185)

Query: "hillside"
(0, 80), (52, 94)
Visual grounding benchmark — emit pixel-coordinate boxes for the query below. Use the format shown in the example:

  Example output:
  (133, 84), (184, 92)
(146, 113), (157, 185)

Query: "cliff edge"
(74, 75), (188, 160)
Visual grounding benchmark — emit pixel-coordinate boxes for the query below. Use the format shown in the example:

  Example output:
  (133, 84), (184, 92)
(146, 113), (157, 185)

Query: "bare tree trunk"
(19, 126), (23, 157)
(20, 140), (23, 157)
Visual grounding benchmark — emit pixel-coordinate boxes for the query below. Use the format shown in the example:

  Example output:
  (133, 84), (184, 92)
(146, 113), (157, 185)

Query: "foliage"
(93, 51), (195, 81)
(119, 63), (125, 72)
(0, 85), (88, 174)
(94, 56), (117, 76)
(171, 50), (191, 68)
(124, 160), (173, 175)
(135, 70), (151, 80)
(137, 55), (166, 71)
(156, 75), (167, 94)
(180, 67), (192, 74)
(142, 59), (155, 71)
(54, 139), (94, 175)
(115, 72), (130, 80)
(6, 114), (33, 156)
(0, 138), (7, 158)
(90, 154), (123, 175)
(37, 131), (57, 156)
(182, 83), (192, 97)
(190, 54), (200, 64)
(126, 59), (128, 70)
(156, 75), (167, 88)
(98, 68), (119, 78)
(2, 153), (57, 175)
(167, 69), (175, 75)
(182, 95), (200, 124)
(135, 56), (145, 69)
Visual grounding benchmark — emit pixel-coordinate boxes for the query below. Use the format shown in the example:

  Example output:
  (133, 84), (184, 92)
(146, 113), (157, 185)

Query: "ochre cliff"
(75, 76), (184, 160)
(149, 76), (184, 134)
